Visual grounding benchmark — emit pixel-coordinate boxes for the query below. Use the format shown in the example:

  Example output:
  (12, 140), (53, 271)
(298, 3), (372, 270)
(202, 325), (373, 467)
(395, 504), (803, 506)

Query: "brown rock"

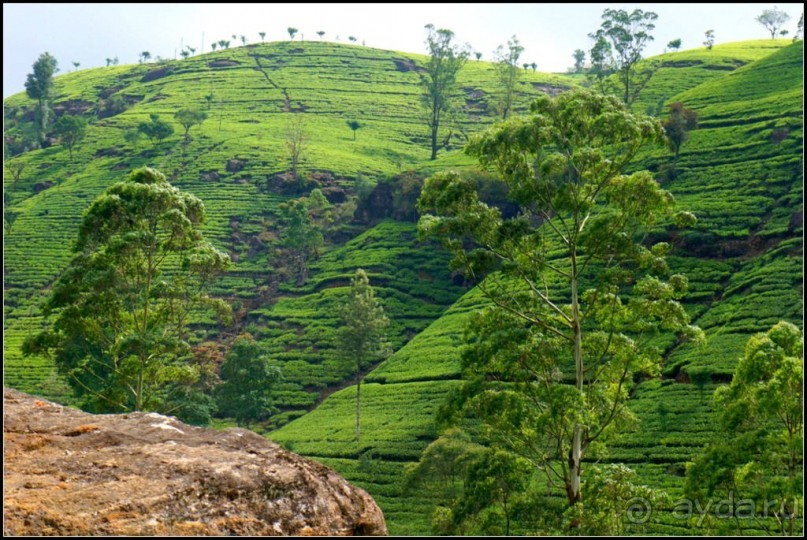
(3, 388), (387, 536)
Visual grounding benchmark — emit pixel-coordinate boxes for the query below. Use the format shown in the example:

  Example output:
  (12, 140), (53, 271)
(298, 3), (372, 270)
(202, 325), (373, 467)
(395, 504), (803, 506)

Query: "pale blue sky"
(3, 3), (803, 98)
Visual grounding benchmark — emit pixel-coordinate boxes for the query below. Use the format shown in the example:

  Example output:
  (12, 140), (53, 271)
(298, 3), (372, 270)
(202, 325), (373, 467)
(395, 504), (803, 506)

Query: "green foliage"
(346, 119), (362, 140)
(662, 101), (699, 160)
(572, 49), (586, 73)
(420, 24), (470, 160)
(492, 35), (524, 119)
(138, 113), (174, 145)
(338, 269), (391, 440)
(277, 197), (323, 285)
(0, 37), (803, 537)
(568, 464), (669, 535)
(215, 333), (281, 427)
(53, 114), (87, 160)
(668, 38), (682, 52)
(285, 114), (307, 176)
(686, 322), (803, 535)
(22, 167), (231, 415)
(418, 89), (703, 513)
(589, 8), (659, 105)
(174, 107), (208, 141)
(24, 52), (58, 146)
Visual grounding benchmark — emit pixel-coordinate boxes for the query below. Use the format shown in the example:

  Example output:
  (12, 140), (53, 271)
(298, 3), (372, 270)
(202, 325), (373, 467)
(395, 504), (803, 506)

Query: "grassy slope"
(3, 39), (802, 534)
(271, 40), (803, 535)
(3, 40), (575, 401)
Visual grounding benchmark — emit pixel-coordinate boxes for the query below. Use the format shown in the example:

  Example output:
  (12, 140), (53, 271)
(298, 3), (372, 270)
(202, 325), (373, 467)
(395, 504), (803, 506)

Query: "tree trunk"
(430, 123), (439, 160)
(355, 367), (361, 441)
(568, 262), (583, 507)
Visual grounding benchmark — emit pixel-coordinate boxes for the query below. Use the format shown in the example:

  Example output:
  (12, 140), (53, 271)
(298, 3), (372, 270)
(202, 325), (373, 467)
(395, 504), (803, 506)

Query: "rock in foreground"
(3, 388), (387, 536)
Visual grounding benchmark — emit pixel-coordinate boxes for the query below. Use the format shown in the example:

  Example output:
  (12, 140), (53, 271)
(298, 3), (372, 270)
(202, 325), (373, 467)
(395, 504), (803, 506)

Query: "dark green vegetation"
(3, 36), (802, 535)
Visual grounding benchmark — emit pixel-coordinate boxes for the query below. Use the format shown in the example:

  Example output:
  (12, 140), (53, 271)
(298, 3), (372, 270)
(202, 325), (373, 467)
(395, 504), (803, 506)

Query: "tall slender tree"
(492, 35), (524, 120)
(338, 269), (390, 441)
(588, 8), (658, 105)
(420, 24), (470, 160)
(24, 52), (59, 147)
(418, 89), (703, 517)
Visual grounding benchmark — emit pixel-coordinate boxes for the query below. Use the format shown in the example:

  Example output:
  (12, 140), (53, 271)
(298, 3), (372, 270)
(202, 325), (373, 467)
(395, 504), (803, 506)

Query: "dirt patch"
(140, 66), (174, 83)
(52, 100), (94, 117)
(392, 58), (423, 73)
(208, 59), (241, 68)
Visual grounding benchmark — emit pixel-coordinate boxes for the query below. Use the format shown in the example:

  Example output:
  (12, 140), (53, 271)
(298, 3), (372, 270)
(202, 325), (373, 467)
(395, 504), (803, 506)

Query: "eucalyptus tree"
(418, 89), (703, 514)
(338, 269), (390, 441)
(588, 8), (658, 105)
(24, 52), (58, 146)
(23, 167), (231, 414)
(420, 24), (470, 160)
(174, 108), (208, 142)
(492, 35), (524, 120)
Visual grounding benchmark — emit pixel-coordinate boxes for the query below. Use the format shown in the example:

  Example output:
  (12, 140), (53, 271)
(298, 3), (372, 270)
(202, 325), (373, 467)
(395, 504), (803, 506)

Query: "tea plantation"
(4, 38), (802, 535)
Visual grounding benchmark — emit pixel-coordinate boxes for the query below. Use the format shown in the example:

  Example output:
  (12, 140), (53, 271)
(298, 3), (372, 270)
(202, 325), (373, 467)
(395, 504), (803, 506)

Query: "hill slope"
(4, 39), (803, 535)
(270, 40), (803, 534)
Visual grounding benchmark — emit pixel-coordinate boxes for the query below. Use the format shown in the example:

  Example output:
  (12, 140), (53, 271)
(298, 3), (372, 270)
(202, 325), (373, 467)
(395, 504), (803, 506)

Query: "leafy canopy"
(421, 24), (470, 160)
(419, 89), (702, 517)
(215, 334), (282, 427)
(23, 167), (231, 416)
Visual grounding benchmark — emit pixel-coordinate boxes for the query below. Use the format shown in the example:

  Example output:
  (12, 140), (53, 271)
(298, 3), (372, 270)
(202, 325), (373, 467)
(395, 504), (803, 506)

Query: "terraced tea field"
(4, 38), (802, 535)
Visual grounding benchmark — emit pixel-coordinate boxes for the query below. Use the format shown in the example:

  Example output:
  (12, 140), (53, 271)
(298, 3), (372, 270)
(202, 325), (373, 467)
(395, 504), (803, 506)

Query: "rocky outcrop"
(3, 388), (387, 536)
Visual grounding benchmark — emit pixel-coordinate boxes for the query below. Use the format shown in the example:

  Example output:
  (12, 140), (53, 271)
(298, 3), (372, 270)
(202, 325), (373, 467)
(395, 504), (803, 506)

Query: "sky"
(3, 3), (803, 98)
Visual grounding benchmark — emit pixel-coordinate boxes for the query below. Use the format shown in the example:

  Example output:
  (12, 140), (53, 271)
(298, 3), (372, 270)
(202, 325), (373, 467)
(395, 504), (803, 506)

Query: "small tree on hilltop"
(278, 197), (322, 286)
(756, 6), (791, 39)
(589, 8), (658, 105)
(573, 49), (586, 73)
(138, 113), (174, 146)
(285, 114), (308, 178)
(25, 52), (59, 147)
(215, 334), (281, 428)
(317, 30), (325, 39)
(667, 38), (682, 51)
(492, 35), (524, 120)
(338, 269), (390, 441)
(420, 23), (470, 160)
(53, 114), (87, 160)
(288, 27), (298, 40)
(703, 29), (715, 50)
(259, 31), (266, 42)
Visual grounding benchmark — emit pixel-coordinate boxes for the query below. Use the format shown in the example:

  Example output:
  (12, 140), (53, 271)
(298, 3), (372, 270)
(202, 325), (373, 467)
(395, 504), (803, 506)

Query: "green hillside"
(273, 41), (803, 535)
(3, 40), (573, 404)
(4, 38), (803, 535)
